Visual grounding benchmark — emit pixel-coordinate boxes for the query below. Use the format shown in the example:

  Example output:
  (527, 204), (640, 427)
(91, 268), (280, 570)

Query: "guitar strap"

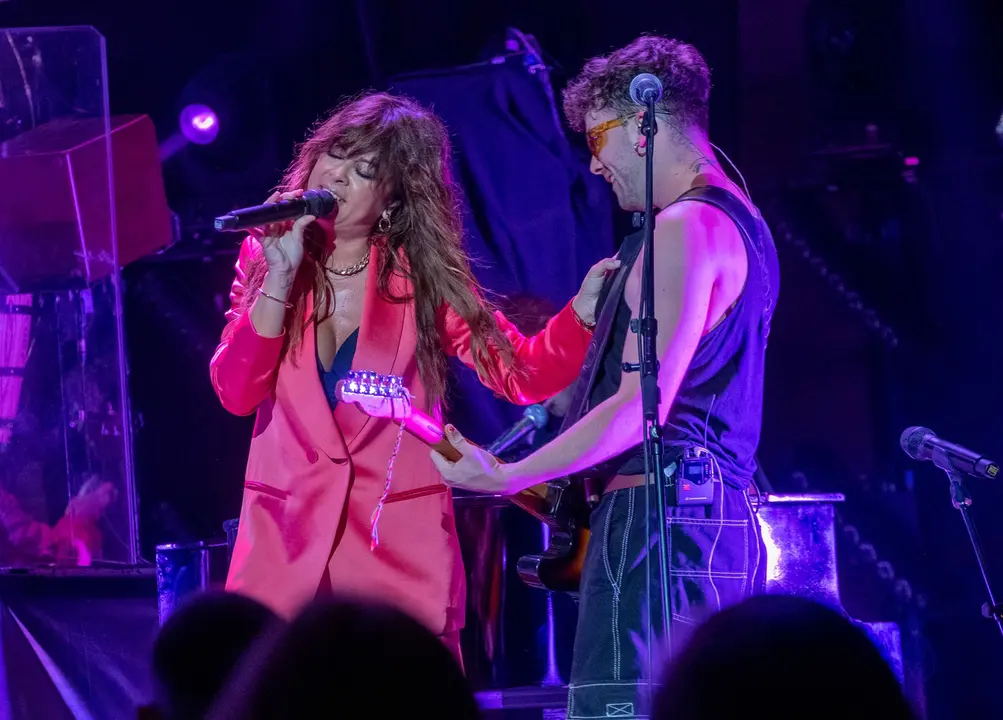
(557, 228), (645, 435)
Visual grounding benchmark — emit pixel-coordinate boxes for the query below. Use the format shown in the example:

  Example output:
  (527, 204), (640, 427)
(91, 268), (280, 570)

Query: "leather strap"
(556, 229), (645, 434)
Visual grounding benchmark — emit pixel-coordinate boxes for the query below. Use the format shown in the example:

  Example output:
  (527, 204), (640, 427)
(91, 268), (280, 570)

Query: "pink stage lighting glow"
(179, 104), (219, 145)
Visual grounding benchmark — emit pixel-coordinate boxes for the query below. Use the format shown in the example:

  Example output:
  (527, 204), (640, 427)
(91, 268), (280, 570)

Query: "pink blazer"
(210, 238), (591, 634)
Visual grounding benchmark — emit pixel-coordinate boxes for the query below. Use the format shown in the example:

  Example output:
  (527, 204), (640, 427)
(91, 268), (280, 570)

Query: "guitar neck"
(395, 410), (556, 527)
(393, 410), (459, 460)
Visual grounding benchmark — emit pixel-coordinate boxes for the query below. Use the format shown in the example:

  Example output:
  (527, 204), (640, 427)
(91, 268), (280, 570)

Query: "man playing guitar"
(432, 35), (780, 719)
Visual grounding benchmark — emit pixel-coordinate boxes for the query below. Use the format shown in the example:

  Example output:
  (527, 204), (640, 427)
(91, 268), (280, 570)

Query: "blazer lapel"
(333, 243), (408, 450)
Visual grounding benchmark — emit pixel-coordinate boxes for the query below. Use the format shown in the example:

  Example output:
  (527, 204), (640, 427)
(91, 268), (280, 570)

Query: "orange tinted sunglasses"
(586, 116), (631, 157)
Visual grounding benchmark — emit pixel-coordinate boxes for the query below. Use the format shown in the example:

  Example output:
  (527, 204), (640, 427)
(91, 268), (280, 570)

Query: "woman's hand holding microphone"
(248, 190), (316, 337)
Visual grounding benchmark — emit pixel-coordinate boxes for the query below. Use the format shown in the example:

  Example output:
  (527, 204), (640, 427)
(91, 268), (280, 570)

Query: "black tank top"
(587, 185), (779, 489)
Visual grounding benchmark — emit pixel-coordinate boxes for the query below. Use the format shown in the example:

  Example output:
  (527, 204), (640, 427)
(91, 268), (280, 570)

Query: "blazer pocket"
(374, 484), (454, 551)
(243, 481), (290, 501)
(383, 483), (448, 505)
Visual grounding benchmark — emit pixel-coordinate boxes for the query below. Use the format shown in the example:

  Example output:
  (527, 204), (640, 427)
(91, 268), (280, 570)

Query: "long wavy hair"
(239, 92), (517, 407)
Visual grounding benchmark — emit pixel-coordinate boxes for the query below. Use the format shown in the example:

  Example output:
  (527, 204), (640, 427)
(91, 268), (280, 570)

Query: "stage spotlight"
(180, 104), (219, 145)
(165, 51), (283, 210)
(158, 105), (221, 161)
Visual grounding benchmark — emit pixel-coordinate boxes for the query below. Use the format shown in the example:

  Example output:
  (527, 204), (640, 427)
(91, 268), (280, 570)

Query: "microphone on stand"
(622, 68), (675, 653)
(487, 404), (549, 457)
(900, 426), (999, 480)
(214, 189), (337, 232)
(629, 73), (663, 104)
(899, 427), (1003, 636)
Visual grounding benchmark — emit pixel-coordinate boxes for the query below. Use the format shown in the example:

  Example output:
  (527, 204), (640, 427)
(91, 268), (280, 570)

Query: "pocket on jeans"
(668, 509), (751, 623)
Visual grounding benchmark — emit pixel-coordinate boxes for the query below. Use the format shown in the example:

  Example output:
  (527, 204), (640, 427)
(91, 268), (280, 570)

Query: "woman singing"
(209, 92), (615, 659)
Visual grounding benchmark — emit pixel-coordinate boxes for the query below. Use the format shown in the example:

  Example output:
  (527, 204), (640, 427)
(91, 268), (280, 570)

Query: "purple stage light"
(179, 104), (219, 145)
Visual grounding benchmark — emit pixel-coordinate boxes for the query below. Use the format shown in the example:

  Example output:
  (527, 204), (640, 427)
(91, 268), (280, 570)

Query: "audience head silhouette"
(654, 594), (914, 719)
(139, 590), (280, 720)
(209, 596), (481, 719)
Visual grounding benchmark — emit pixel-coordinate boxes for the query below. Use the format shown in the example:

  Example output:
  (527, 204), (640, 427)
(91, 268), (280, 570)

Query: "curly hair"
(562, 36), (711, 134)
(239, 92), (516, 408)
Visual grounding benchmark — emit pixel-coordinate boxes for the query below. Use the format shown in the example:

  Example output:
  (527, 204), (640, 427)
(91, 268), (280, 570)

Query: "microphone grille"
(900, 426), (934, 460)
(303, 188), (338, 218)
(629, 73), (663, 104)
(524, 404), (549, 429)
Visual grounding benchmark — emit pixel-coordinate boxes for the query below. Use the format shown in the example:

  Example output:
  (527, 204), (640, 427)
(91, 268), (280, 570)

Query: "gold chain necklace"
(327, 248), (371, 277)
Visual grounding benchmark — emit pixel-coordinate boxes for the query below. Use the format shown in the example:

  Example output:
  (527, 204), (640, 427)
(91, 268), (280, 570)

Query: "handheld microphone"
(900, 426), (1000, 480)
(487, 404), (549, 457)
(214, 189), (337, 232)
(629, 73), (663, 104)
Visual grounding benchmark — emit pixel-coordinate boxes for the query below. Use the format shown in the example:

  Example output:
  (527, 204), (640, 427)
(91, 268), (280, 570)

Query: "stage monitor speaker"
(0, 114), (173, 293)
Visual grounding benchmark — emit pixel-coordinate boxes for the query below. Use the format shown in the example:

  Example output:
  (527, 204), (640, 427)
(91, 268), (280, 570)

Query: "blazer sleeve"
(438, 298), (593, 405)
(209, 237), (285, 416)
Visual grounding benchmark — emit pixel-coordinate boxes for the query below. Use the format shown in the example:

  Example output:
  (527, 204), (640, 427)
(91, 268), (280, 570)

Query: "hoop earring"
(377, 211), (392, 235)
(633, 141), (647, 157)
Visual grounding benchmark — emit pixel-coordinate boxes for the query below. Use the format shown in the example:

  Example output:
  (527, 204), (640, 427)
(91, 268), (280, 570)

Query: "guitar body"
(514, 475), (595, 594)
(337, 370), (591, 593)
(517, 526), (590, 595)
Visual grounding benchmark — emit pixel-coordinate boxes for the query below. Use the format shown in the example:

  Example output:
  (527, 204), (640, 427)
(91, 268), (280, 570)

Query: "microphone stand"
(623, 94), (673, 657)
(936, 455), (1003, 637)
